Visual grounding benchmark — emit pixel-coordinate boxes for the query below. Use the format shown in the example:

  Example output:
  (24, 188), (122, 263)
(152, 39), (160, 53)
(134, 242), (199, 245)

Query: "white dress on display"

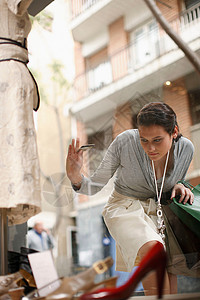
(0, 0), (41, 225)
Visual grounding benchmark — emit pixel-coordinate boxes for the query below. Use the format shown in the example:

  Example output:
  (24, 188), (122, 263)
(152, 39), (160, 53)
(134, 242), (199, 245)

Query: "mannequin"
(0, 0), (41, 273)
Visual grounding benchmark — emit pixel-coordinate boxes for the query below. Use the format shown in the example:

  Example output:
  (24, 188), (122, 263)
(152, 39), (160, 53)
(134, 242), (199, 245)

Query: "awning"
(28, 0), (54, 16)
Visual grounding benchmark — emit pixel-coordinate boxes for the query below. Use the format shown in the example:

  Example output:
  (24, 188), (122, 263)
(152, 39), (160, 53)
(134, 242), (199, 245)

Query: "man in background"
(27, 220), (55, 251)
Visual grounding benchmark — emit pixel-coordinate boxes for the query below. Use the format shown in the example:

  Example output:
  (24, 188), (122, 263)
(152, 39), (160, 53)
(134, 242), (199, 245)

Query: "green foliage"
(30, 9), (71, 105)
(48, 60), (70, 91)
(30, 10), (53, 31)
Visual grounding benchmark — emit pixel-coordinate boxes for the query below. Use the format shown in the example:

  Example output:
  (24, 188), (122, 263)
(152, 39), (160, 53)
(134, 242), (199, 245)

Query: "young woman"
(66, 102), (194, 295)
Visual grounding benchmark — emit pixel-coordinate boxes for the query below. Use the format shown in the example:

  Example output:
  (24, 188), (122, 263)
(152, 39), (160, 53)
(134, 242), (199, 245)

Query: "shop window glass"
(87, 127), (112, 172)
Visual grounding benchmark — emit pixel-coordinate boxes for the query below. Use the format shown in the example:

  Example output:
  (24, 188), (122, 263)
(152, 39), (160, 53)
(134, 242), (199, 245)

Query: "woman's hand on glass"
(66, 139), (83, 185)
(171, 183), (194, 205)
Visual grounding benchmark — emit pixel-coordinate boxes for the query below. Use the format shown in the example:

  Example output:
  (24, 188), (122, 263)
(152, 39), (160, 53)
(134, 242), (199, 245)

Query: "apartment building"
(68, 0), (200, 280)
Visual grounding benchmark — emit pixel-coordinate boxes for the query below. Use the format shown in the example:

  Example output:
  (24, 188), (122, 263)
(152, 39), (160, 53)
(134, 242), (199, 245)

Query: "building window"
(130, 21), (159, 68)
(86, 47), (112, 92)
(188, 89), (200, 125)
(87, 61), (112, 92)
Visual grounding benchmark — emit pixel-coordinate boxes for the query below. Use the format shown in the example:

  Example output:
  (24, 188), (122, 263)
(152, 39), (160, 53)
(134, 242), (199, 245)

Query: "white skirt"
(102, 190), (163, 272)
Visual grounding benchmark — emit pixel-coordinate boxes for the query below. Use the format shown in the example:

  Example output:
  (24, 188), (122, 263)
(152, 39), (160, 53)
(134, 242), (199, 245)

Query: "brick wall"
(74, 41), (85, 75)
(108, 17), (128, 55)
(109, 17), (134, 136)
(163, 78), (192, 140)
(86, 47), (108, 69)
(163, 78), (194, 172)
(156, 0), (182, 35)
(108, 17), (129, 81)
(156, 0), (180, 21)
(74, 42), (87, 101)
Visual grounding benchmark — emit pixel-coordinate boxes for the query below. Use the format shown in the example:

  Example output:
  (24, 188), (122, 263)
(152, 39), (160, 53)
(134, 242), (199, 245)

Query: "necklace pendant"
(157, 204), (166, 243)
(152, 150), (169, 245)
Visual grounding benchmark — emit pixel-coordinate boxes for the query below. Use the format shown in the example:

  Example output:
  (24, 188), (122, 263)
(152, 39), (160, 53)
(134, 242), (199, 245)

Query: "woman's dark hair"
(137, 102), (182, 142)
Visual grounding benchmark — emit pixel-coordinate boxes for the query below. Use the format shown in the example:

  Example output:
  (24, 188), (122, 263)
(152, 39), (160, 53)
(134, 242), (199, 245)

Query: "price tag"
(28, 250), (60, 297)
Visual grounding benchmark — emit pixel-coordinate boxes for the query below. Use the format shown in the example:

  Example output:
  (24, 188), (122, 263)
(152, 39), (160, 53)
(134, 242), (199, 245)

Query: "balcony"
(70, 4), (200, 123)
(69, 0), (149, 42)
(70, 0), (101, 19)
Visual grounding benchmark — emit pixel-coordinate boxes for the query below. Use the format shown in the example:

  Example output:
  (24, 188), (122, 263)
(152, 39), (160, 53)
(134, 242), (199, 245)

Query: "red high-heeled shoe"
(79, 241), (167, 300)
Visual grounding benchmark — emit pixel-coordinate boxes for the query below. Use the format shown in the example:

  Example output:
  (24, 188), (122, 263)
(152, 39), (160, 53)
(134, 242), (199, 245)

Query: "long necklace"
(152, 150), (170, 243)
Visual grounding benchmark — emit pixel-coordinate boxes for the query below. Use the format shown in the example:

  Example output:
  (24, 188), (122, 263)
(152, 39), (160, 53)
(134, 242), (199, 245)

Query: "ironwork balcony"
(69, 0), (148, 42)
(73, 3), (200, 102)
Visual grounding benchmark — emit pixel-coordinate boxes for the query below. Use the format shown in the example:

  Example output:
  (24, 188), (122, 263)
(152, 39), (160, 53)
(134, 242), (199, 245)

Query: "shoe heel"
(156, 253), (167, 299)
(80, 241), (167, 300)
(126, 241), (167, 299)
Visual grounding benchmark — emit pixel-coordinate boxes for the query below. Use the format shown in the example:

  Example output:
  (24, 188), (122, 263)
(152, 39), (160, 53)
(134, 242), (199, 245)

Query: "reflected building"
(68, 0), (200, 288)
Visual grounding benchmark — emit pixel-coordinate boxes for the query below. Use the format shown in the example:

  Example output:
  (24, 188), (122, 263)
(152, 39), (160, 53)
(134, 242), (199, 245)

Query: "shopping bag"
(170, 181), (200, 239)
(161, 182), (200, 277)
(163, 205), (200, 270)
(163, 206), (200, 277)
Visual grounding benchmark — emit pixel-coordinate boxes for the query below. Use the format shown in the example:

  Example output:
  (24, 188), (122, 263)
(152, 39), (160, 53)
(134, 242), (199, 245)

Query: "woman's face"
(138, 125), (177, 161)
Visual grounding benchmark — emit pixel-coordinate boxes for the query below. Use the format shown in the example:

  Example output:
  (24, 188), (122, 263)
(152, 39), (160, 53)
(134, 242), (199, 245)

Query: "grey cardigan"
(74, 129), (194, 199)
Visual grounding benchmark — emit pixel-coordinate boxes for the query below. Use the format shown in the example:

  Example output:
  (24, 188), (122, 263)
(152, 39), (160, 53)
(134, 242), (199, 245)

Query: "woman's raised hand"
(66, 139), (83, 185)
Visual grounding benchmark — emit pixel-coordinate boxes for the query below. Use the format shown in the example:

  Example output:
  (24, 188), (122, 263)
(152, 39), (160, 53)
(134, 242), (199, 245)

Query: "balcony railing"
(87, 61), (112, 92)
(73, 4), (200, 101)
(70, 0), (101, 19)
(180, 3), (200, 25)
